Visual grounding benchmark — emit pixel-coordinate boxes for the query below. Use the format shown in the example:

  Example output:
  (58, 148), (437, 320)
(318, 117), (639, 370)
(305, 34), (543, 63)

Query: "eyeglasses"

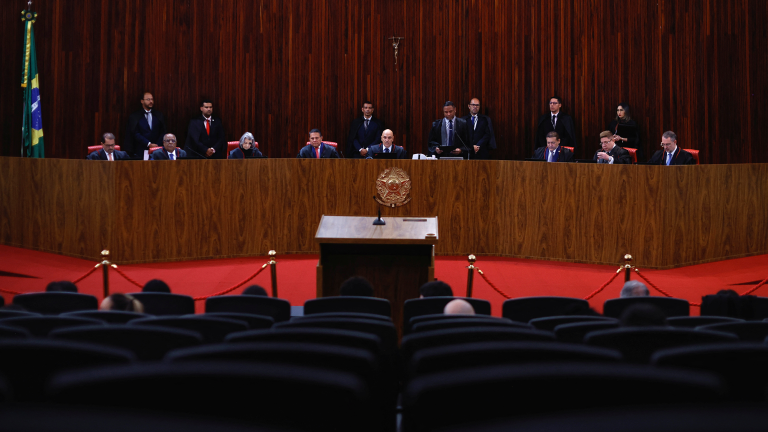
(549, 102), (560, 105)
(163, 139), (177, 143)
(468, 104), (480, 107)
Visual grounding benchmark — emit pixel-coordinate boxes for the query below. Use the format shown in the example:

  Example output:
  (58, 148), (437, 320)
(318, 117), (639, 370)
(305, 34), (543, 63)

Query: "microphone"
(372, 196), (385, 226)
(184, 145), (208, 159)
(452, 123), (472, 160)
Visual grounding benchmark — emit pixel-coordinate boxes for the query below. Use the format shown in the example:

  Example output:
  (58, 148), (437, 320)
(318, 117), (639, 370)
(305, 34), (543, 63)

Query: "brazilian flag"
(21, 10), (44, 158)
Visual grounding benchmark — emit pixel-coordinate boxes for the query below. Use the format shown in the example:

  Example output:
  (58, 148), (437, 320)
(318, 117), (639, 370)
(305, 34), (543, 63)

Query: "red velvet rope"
(0, 287), (23, 295)
(740, 275), (768, 296)
(72, 265), (100, 284)
(476, 268), (512, 299)
(193, 263), (269, 301)
(584, 270), (621, 300)
(112, 266), (144, 288)
(633, 268), (700, 307)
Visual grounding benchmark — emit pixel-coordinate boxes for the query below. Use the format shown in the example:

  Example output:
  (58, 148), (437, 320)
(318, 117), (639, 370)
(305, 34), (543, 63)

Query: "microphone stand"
(372, 196), (386, 226)
(453, 124), (472, 160)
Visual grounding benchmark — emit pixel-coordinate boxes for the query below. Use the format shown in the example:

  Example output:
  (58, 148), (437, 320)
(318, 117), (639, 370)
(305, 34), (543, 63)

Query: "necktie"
(146, 111), (152, 130)
(472, 116), (477, 129)
(448, 120), (454, 147)
(108, 153), (113, 161)
(364, 119), (370, 131)
(666, 152), (672, 166)
(316, 147), (321, 159)
(205, 119), (210, 135)
(169, 152), (175, 161)
(548, 150), (554, 162)
(552, 115), (557, 128)
(385, 147), (390, 153)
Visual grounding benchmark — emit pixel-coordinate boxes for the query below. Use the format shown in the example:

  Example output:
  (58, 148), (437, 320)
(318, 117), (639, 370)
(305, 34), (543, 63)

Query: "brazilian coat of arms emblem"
(375, 167), (412, 207)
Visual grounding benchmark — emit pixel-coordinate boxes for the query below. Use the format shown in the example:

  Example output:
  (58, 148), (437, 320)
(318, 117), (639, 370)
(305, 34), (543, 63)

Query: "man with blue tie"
(427, 101), (471, 158)
(648, 131), (696, 165)
(151, 134), (187, 160)
(346, 101), (385, 158)
(533, 132), (573, 162)
(124, 92), (167, 159)
(366, 129), (407, 159)
(461, 98), (497, 159)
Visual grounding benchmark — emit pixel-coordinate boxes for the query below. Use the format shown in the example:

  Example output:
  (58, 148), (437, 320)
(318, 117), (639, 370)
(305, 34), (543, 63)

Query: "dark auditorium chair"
(529, 315), (618, 331)
(275, 317), (397, 357)
(410, 317), (528, 333)
(740, 296), (768, 320)
(12, 292), (98, 315)
(585, 327), (738, 363)
(0, 310), (40, 320)
(501, 296), (590, 323)
(667, 316), (743, 328)
(205, 295), (291, 322)
(0, 316), (104, 337)
(400, 327), (556, 362)
(408, 313), (525, 329)
(401, 363), (723, 432)
(130, 316), (248, 343)
(0, 324), (31, 339)
(128, 292), (195, 316)
(304, 297), (391, 317)
(697, 321), (768, 341)
(407, 341), (622, 380)
(554, 321), (620, 343)
(48, 361), (377, 432)
(51, 325), (203, 361)
(226, 328), (385, 360)
(62, 310), (150, 324)
(603, 297), (690, 318)
(403, 297), (491, 331)
(196, 312), (275, 330)
(295, 311), (391, 322)
(0, 339), (134, 402)
(652, 342), (768, 402)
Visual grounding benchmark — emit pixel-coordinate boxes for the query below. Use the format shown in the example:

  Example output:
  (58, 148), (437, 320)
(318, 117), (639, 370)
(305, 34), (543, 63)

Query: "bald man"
(444, 299), (475, 315)
(366, 129), (408, 159)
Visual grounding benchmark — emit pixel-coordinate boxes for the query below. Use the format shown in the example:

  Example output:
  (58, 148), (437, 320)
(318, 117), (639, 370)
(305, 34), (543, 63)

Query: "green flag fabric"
(21, 10), (44, 158)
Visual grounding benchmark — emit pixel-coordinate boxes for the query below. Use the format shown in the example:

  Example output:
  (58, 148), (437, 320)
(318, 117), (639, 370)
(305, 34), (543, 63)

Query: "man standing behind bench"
(184, 100), (226, 159)
(124, 92), (167, 159)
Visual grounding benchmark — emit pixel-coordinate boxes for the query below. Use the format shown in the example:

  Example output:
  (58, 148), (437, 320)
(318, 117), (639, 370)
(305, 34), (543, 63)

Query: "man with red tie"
(297, 129), (339, 159)
(87, 133), (130, 161)
(183, 100), (226, 159)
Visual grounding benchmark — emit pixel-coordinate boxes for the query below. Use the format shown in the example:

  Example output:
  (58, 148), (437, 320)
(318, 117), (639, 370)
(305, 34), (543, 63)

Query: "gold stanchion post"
(466, 254), (476, 298)
(268, 250), (278, 298)
(100, 250), (111, 299)
(623, 254), (633, 282)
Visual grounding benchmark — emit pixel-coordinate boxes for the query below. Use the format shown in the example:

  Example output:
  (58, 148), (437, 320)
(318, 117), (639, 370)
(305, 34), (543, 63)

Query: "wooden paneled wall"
(2, 158), (767, 269)
(1, 0), (766, 163)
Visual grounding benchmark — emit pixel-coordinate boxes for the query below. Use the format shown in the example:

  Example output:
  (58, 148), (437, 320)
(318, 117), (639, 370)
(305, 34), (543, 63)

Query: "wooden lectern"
(315, 215), (438, 332)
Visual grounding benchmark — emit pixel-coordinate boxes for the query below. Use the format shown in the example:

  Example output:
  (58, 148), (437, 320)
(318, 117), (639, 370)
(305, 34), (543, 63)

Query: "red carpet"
(1, 245), (767, 316)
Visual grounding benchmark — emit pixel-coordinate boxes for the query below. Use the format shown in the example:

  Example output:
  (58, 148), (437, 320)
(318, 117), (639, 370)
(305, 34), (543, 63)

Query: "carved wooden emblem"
(375, 167), (412, 207)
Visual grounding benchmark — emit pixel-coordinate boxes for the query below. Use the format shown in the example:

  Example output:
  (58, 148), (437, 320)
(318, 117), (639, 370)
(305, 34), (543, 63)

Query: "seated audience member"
(45, 281), (79, 293)
(648, 130), (696, 165)
(419, 281), (454, 298)
(533, 131), (573, 162)
(339, 277), (375, 297)
(87, 132), (130, 161)
(229, 132), (264, 159)
(151, 134), (186, 160)
(619, 304), (668, 327)
(100, 293), (144, 313)
(444, 299), (475, 316)
(594, 130), (632, 164)
(142, 279), (171, 293)
(297, 129), (339, 159)
(242, 285), (268, 296)
(366, 129), (407, 159)
(620, 280), (650, 298)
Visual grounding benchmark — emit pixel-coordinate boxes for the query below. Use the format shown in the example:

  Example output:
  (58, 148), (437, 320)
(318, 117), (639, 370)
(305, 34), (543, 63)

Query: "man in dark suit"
(297, 129), (339, 158)
(594, 131), (632, 164)
(648, 131), (696, 165)
(366, 129), (407, 159)
(151, 134), (187, 160)
(533, 131), (574, 162)
(462, 98), (497, 159)
(184, 100), (226, 159)
(427, 101), (471, 158)
(87, 133), (130, 161)
(535, 96), (577, 151)
(346, 101), (385, 159)
(123, 92), (167, 159)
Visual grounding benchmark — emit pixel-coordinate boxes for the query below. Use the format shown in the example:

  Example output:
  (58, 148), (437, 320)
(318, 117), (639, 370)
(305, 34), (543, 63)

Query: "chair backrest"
(274, 318), (398, 357)
(12, 292), (98, 315)
(0, 316), (104, 337)
(51, 325), (203, 361)
(402, 297), (491, 331)
(408, 314), (525, 329)
(0, 310), (40, 320)
(401, 327), (556, 362)
(305, 141), (338, 148)
(0, 339), (134, 402)
(205, 296), (291, 322)
(602, 297), (690, 319)
(62, 310), (150, 324)
(197, 312), (274, 330)
(0, 324), (31, 339)
(683, 148), (700, 164)
(623, 146), (638, 163)
(227, 141), (259, 151)
(304, 297), (391, 317)
(130, 316), (248, 343)
(562, 146), (574, 152)
(410, 317), (528, 334)
(294, 312), (391, 322)
(502, 297), (590, 323)
(226, 328), (384, 359)
(666, 316), (743, 328)
(87, 145), (121, 154)
(127, 293), (195, 316)
(697, 321), (768, 342)
(553, 321), (620, 343)
(585, 327), (738, 363)
(529, 315), (618, 331)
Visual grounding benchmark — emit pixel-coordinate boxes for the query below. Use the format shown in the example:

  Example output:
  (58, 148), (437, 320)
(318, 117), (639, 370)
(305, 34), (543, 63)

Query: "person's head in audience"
(620, 280), (649, 298)
(142, 279), (171, 293)
(339, 277), (374, 297)
(101, 133), (117, 155)
(46, 281), (78, 293)
(444, 299), (475, 315)
(619, 304), (667, 327)
(419, 281), (453, 298)
(100, 293), (144, 313)
(242, 285), (268, 296)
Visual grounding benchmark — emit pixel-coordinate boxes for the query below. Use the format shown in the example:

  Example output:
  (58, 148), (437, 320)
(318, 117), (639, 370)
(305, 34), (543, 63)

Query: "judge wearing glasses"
(151, 134), (186, 160)
(648, 131), (696, 165)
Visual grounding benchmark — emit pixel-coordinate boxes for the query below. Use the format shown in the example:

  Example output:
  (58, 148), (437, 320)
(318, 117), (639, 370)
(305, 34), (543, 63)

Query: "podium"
(315, 215), (438, 331)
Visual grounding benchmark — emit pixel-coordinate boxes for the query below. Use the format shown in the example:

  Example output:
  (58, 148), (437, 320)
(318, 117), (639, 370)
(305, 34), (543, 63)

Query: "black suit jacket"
(462, 114), (497, 159)
(124, 109), (167, 158)
(297, 144), (339, 159)
(184, 116), (226, 159)
(533, 146), (573, 162)
(536, 112), (577, 151)
(87, 149), (131, 160)
(593, 144), (632, 164)
(366, 144), (408, 159)
(346, 116), (385, 158)
(648, 147), (696, 165)
(427, 117), (471, 157)
(151, 148), (187, 160)
(229, 147), (264, 159)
